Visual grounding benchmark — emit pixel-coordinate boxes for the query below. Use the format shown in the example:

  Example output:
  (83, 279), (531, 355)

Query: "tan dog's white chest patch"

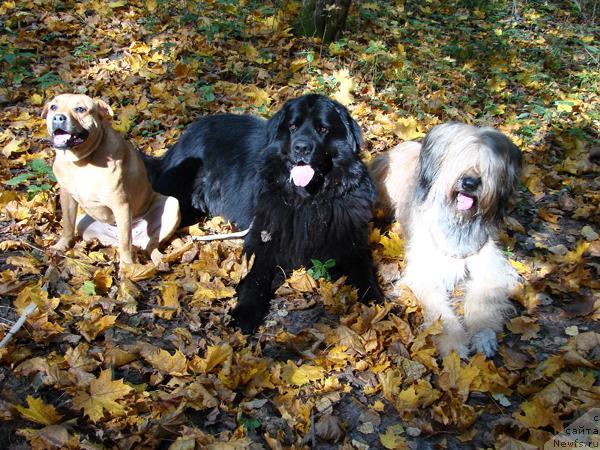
(53, 157), (124, 224)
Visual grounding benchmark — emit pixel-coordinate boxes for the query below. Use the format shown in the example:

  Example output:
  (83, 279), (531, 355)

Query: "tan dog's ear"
(95, 99), (114, 120)
(41, 103), (50, 119)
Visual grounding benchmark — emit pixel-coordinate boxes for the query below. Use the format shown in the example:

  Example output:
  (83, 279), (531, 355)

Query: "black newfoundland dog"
(146, 94), (383, 332)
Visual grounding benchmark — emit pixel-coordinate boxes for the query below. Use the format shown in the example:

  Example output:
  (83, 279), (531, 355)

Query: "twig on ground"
(0, 302), (37, 349)
(192, 227), (250, 241)
(311, 407), (316, 448)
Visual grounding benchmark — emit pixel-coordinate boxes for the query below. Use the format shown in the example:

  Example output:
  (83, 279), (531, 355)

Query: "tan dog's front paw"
(51, 237), (72, 252)
(118, 261), (134, 279)
(150, 248), (164, 266)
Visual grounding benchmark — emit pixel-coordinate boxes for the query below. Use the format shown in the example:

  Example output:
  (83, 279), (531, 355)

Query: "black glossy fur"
(146, 94), (382, 332)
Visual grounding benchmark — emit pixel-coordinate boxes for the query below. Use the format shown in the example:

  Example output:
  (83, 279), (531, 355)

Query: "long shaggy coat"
(146, 94), (383, 332)
(370, 123), (522, 358)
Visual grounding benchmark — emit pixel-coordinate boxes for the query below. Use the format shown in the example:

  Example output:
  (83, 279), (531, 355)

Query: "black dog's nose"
(52, 114), (67, 124)
(462, 176), (481, 191)
(292, 139), (312, 156)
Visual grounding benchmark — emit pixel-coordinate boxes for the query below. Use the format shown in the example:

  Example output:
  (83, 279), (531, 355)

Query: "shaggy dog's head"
(264, 94), (364, 195)
(415, 123), (522, 225)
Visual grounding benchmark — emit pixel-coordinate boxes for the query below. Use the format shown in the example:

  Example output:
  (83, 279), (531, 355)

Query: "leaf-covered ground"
(0, 1), (599, 448)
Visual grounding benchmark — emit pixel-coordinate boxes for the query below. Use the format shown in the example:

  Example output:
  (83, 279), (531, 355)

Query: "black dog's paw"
(229, 302), (266, 334)
(355, 280), (384, 304)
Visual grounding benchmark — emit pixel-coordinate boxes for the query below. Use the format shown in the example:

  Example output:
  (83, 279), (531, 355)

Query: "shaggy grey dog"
(370, 123), (522, 358)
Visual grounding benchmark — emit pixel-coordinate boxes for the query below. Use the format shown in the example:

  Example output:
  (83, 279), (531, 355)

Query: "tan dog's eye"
(74, 106), (87, 113)
(50, 104), (58, 111)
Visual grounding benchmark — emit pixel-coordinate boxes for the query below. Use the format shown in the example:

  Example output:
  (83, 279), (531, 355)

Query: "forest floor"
(0, 0), (599, 449)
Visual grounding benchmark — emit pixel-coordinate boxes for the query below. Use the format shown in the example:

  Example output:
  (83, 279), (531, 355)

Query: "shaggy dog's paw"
(436, 333), (470, 360)
(471, 328), (498, 358)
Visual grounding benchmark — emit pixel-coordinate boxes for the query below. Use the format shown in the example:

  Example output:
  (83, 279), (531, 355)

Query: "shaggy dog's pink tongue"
(456, 192), (475, 210)
(53, 132), (71, 147)
(290, 165), (315, 187)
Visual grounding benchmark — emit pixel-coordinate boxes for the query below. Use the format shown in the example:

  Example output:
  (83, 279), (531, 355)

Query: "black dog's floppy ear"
(266, 101), (288, 144)
(333, 100), (364, 153)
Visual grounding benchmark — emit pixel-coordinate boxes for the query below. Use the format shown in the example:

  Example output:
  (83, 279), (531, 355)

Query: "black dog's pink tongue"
(290, 165), (315, 187)
(53, 132), (71, 147)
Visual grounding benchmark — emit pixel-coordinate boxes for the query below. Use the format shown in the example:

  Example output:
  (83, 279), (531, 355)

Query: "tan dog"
(43, 93), (181, 265)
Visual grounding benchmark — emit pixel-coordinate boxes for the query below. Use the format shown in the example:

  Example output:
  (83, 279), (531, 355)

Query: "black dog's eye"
(74, 106), (87, 113)
(318, 126), (329, 134)
(289, 123), (297, 132)
(50, 104), (58, 111)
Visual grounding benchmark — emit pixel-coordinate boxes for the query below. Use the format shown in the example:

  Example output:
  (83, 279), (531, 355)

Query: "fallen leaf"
(15, 395), (62, 425)
(72, 369), (132, 422)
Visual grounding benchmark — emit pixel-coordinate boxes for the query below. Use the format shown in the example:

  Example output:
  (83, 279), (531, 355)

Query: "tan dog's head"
(42, 94), (113, 160)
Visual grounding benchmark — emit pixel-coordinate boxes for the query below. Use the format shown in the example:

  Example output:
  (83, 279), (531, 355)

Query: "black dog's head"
(265, 94), (364, 192)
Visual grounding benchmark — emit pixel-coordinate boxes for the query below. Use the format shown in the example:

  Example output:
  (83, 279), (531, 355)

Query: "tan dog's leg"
(112, 199), (134, 264)
(131, 194), (181, 266)
(52, 189), (78, 251)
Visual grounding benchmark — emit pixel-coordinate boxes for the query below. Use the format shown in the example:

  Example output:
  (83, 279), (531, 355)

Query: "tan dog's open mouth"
(52, 129), (89, 148)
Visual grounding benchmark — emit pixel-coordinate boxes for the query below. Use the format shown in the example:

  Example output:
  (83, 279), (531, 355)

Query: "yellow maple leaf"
(380, 424), (408, 449)
(65, 343), (99, 372)
(16, 395), (62, 425)
(2, 138), (24, 157)
(507, 315), (540, 341)
(439, 352), (479, 398)
(509, 258), (529, 275)
(244, 85), (271, 108)
(395, 379), (441, 412)
(331, 68), (355, 105)
(380, 368), (403, 401)
(139, 344), (188, 376)
(380, 231), (404, 258)
(78, 309), (116, 342)
(119, 262), (157, 281)
(281, 361), (325, 386)
(112, 104), (137, 134)
(196, 343), (233, 373)
(91, 267), (113, 294)
(72, 369), (132, 422)
(145, 0), (157, 11)
(104, 347), (139, 368)
(30, 93), (43, 106)
(514, 397), (559, 429)
(393, 116), (424, 141)
(320, 278), (358, 314)
(285, 269), (318, 293)
(154, 281), (180, 320)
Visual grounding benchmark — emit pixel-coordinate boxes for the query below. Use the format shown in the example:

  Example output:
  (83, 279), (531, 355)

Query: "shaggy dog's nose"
(462, 176), (481, 191)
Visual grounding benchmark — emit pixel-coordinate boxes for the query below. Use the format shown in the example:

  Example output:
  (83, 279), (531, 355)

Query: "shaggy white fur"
(370, 123), (522, 358)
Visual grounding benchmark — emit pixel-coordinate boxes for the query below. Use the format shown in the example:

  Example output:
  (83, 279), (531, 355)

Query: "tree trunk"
(296, 0), (352, 44)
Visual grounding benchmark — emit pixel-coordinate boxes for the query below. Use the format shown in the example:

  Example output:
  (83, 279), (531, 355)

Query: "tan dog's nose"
(53, 114), (67, 126)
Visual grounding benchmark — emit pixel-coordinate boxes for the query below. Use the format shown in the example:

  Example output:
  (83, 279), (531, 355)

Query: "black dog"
(146, 94), (383, 332)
